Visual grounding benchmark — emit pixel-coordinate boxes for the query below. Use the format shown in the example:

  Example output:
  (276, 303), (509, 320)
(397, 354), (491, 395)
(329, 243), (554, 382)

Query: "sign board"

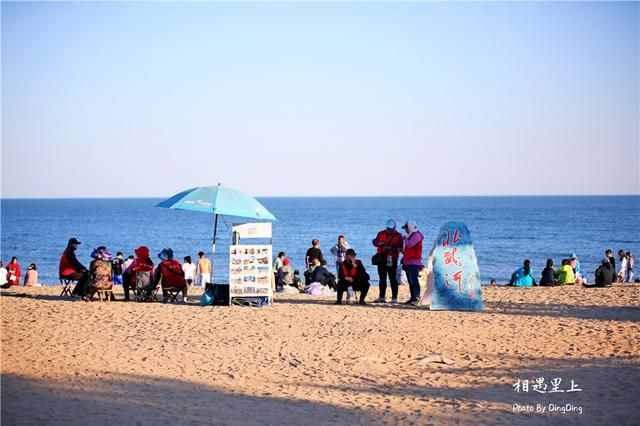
(229, 244), (273, 301)
(232, 222), (272, 239)
(429, 222), (483, 311)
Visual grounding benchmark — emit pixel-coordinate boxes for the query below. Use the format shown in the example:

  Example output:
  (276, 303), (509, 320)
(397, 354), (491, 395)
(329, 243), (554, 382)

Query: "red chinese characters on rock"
(441, 229), (461, 247)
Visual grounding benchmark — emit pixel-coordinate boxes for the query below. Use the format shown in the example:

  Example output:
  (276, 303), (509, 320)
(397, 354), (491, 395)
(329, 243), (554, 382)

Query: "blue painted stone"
(430, 222), (484, 311)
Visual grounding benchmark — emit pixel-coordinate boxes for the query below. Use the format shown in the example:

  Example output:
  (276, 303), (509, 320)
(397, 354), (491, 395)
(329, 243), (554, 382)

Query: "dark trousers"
(377, 263), (398, 300)
(123, 271), (132, 300)
(403, 265), (421, 301)
(336, 279), (369, 303)
(69, 271), (90, 296)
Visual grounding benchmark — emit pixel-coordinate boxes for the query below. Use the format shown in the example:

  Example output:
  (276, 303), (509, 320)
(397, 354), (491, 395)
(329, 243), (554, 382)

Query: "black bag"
(372, 252), (384, 266)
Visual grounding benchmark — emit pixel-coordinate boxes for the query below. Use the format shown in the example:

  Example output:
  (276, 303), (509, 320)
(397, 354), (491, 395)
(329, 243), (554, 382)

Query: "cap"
(68, 238), (81, 245)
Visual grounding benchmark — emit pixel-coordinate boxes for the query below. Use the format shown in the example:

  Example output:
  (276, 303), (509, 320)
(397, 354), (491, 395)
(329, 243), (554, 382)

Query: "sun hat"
(134, 246), (150, 259)
(158, 248), (174, 260)
(283, 258), (290, 266)
(90, 246), (113, 261)
(386, 219), (396, 230)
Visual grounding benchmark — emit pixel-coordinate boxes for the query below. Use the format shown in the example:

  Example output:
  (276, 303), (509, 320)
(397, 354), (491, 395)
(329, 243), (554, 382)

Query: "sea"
(1, 196), (638, 285)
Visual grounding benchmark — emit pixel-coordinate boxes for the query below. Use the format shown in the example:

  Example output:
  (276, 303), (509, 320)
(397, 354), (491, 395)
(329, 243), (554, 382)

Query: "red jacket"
(126, 257), (154, 289)
(59, 248), (86, 277)
(7, 262), (20, 286)
(155, 260), (186, 289)
(373, 229), (403, 261)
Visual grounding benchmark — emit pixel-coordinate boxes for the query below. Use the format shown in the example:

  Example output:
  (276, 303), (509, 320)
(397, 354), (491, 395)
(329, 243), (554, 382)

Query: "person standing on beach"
(330, 235), (350, 275)
(401, 221), (424, 305)
(123, 255), (134, 271)
(112, 252), (125, 286)
(6, 257), (21, 287)
(617, 250), (628, 282)
(305, 240), (325, 269)
(372, 220), (403, 303)
(196, 251), (212, 286)
(182, 256), (196, 288)
(605, 249), (616, 272)
(626, 252), (634, 283)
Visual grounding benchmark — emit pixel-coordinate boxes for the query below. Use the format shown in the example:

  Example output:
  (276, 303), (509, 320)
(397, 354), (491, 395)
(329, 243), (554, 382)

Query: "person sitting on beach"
(555, 259), (576, 285)
(0, 261), (8, 289)
(24, 264), (40, 286)
(277, 258), (304, 291)
(154, 248), (188, 302)
(59, 238), (90, 296)
(305, 239), (325, 269)
(85, 246), (114, 301)
(539, 259), (557, 286)
(123, 246), (155, 301)
(590, 258), (615, 288)
(509, 259), (536, 287)
(336, 249), (370, 305)
(569, 254), (585, 285)
(6, 257), (21, 287)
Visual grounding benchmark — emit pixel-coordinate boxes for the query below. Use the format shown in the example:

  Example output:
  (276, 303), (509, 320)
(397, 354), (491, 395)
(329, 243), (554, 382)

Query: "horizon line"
(1, 193), (639, 201)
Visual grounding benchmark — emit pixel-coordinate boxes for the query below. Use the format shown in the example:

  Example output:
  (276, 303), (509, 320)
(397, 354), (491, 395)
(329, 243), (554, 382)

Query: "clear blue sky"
(2, 2), (638, 198)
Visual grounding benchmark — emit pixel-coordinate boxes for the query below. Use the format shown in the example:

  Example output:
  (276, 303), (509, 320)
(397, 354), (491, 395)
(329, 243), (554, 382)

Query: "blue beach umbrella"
(156, 183), (276, 263)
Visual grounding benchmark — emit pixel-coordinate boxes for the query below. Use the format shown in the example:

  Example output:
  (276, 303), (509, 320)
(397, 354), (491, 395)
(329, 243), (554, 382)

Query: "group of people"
(509, 249), (636, 288)
(57, 238), (214, 302)
(0, 257), (40, 288)
(272, 219), (425, 305)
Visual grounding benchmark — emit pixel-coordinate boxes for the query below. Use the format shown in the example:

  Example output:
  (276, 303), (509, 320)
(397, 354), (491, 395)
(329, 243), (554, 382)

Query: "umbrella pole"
(212, 213), (218, 283)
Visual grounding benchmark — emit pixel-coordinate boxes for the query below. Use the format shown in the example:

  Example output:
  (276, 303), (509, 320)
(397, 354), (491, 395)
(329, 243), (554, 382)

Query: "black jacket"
(540, 267), (556, 286)
(595, 264), (615, 286)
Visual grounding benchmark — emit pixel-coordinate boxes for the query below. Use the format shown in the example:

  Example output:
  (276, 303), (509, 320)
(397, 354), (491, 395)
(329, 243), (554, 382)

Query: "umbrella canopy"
(156, 185), (276, 221)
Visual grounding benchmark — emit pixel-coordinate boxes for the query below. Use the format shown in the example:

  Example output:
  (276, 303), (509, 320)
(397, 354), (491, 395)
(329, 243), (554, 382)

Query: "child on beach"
(182, 256), (195, 287)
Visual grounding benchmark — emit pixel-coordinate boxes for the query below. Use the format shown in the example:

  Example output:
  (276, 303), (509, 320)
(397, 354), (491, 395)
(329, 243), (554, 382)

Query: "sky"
(1, 2), (638, 198)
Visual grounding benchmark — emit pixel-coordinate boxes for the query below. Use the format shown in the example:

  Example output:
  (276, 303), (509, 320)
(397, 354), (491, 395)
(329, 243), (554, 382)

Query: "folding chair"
(133, 271), (158, 302)
(59, 278), (77, 297)
(162, 287), (183, 303)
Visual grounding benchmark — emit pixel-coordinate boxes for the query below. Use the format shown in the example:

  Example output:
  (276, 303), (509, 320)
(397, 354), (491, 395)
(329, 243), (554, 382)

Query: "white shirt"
(0, 267), (7, 285)
(182, 262), (196, 280)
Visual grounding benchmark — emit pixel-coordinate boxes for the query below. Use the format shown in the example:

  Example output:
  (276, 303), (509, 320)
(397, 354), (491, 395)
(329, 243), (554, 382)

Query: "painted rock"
(429, 222), (483, 311)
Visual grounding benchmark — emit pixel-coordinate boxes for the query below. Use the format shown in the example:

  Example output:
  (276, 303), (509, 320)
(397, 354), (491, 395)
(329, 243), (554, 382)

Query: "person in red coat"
(6, 257), (21, 286)
(154, 248), (187, 302)
(123, 246), (155, 301)
(372, 219), (404, 303)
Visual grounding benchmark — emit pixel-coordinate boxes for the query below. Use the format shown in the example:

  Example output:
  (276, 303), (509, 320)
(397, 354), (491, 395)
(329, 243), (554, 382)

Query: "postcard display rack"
(228, 222), (274, 305)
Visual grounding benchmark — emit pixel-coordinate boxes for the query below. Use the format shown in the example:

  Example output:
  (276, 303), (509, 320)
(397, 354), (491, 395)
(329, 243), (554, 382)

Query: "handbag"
(372, 252), (384, 266)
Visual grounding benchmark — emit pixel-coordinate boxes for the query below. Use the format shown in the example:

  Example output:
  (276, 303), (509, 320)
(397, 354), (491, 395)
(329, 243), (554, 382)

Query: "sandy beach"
(1, 283), (638, 425)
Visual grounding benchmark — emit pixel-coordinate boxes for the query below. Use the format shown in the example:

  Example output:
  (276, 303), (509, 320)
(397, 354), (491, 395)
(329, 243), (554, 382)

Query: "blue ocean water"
(1, 196), (638, 285)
